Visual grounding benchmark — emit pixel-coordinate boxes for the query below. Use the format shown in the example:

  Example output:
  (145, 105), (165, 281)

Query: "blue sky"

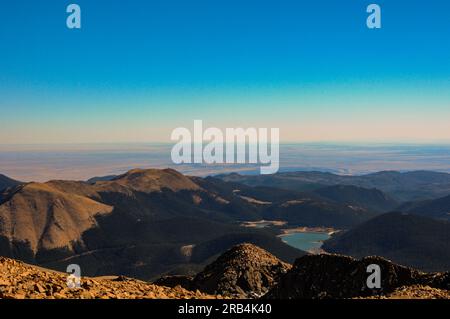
(0, 0), (449, 143)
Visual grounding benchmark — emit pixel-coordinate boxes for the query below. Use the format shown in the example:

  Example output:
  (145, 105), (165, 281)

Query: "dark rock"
(265, 254), (428, 299)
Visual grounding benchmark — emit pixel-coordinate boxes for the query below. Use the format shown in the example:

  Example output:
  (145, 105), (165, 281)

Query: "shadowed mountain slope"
(322, 212), (450, 272)
(0, 174), (22, 192)
(399, 194), (450, 221)
(313, 185), (398, 212)
(262, 199), (375, 228)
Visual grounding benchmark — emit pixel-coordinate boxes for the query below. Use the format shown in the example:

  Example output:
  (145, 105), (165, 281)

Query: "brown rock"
(34, 283), (46, 293)
(0, 279), (11, 286)
(191, 243), (291, 298)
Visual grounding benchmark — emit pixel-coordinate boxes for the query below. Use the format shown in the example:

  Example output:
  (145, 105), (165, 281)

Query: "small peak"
(192, 243), (291, 298)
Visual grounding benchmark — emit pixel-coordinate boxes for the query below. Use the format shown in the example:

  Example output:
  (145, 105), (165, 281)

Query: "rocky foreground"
(0, 257), (217, 299)
(1, 244), (449, 299)
(364, 285), (450, 299)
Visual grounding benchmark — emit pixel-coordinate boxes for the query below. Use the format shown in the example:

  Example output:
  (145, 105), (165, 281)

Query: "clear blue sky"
(1, 0), (449, 143)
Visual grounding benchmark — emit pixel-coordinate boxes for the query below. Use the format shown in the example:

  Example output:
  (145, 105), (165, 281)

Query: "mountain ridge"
(0, 174), (22, 192)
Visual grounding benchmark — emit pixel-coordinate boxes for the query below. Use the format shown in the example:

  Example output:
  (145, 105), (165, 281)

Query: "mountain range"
(0, 169), (304, 280)
(0, 168), (450, 282)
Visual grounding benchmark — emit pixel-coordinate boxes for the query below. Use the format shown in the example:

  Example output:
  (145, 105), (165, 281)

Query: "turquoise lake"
(280, 232), (330, 252)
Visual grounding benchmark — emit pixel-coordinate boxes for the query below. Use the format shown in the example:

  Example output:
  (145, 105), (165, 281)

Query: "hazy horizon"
(2, 142), (450, 182)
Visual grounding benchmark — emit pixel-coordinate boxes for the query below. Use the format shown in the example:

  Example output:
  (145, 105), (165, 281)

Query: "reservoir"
(280, 231), (330, 253)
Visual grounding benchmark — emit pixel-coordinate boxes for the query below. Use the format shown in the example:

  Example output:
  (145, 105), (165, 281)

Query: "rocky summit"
(193, 243), (291, 298)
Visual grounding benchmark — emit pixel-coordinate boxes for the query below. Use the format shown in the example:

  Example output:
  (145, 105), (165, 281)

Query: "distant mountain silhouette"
(322, 212), (450, 272)
(218, 170), (450, 201)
